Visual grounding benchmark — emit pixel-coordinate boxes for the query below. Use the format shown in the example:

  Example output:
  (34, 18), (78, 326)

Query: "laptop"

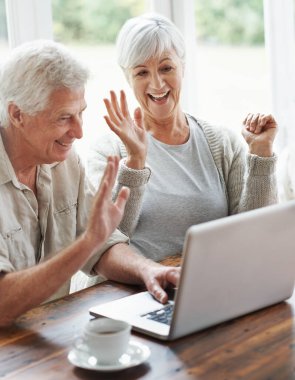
(89, 201), (295, 341)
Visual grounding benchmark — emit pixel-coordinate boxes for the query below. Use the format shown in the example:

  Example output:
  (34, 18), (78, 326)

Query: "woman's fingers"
(120, 90), (132, 120)
(134, 107), (143, 130)
(243, 113), (277, 134)
(103, 97), (122, 126)
(110, 90), (124, 121)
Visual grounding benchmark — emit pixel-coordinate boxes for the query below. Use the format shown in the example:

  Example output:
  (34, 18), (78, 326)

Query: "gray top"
(87, 115), (278, 261)
(130, 118), (228, 260)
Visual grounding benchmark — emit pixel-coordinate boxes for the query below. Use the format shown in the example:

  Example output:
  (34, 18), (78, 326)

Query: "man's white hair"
(0, 39), (89, 127)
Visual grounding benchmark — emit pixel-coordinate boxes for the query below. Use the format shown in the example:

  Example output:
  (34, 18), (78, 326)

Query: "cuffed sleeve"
(117, 159), (151, 187)
(247, 153), (277, 176)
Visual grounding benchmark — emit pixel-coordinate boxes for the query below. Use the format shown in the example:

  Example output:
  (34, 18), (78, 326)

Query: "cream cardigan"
(87, 116), (278, 237)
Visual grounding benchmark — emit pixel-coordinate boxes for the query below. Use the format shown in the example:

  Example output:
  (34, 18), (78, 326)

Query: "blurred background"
(0, 0), (291, 159)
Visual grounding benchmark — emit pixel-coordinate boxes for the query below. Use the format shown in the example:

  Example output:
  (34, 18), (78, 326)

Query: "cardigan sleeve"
(237, 153), (278, 212)
(198, 119), (278, 215)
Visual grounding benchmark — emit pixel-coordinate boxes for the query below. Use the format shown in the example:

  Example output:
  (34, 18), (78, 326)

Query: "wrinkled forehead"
(46, 86), (86, 110)
(130, 50), (182, 71)
(132, 49), (181, 69)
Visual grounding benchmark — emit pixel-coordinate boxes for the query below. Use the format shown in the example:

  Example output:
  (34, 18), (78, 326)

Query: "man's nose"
(70, 117), (83, 139)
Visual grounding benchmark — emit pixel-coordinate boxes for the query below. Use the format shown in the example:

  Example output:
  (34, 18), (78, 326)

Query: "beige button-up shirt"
(0, 135), (128, 300)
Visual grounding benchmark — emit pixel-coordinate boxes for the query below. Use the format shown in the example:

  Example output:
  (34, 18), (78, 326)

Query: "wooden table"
(1, 266), (295, 379)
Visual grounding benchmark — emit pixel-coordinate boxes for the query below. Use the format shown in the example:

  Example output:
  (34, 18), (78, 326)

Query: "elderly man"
(0, 40), (179, 327)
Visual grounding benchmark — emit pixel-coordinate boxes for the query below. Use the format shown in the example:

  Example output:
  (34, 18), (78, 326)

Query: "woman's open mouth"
(148, 91), (170, 102)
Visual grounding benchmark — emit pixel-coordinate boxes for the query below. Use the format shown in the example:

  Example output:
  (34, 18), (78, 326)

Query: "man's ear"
(7, 103), (24, 128)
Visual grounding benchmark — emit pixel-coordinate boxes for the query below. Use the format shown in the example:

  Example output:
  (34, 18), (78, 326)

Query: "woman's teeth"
(149, 91), (169, 101)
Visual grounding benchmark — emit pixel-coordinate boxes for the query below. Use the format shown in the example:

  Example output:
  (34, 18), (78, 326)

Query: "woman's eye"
(161, 66), (173, 72)
(136, 70), (148, 77)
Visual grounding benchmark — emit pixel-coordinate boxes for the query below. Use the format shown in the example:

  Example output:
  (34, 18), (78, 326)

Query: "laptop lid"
(89, 201), (295, 341)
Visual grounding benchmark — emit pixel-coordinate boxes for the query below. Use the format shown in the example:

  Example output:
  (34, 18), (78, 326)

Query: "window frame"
(5, 0), (52, 47)
(263, 0), (295, 150)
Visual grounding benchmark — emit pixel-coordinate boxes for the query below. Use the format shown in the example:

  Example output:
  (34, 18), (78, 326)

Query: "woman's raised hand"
(242, 113), (278, 157)
(104, 90), (147, 169)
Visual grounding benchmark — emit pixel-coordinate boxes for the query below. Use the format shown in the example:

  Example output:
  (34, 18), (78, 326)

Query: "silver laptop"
(89, 201), (295, 341)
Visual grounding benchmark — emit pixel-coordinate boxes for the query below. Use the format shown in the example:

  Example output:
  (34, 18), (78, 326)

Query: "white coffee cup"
(76, 318), (131, 364)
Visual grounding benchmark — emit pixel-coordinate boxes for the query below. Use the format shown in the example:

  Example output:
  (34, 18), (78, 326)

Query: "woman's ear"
(8, 103), (23, 128)
(182, 62), (186, 77)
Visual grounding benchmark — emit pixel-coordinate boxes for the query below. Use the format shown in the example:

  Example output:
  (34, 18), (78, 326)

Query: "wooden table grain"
(1, 263), (295, 379)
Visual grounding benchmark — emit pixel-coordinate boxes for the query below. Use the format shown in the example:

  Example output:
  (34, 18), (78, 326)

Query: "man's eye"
(58, 117), (70, 123)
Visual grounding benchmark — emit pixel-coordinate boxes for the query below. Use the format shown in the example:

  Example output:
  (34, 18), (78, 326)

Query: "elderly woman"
(88, 13), (278, 262)
(0, 39), (180, 326)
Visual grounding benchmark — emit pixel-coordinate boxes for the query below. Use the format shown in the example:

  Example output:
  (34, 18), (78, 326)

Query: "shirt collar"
(0, 130), (59, 187)
(0, 131), (18, 186)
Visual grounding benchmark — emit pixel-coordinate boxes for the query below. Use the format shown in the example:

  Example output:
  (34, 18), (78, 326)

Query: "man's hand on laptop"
(142, 265), (180, 304)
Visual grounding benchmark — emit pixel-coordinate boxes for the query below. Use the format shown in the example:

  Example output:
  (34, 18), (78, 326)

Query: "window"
(194, 0), (271, 131)
(0, 0), (9, 63)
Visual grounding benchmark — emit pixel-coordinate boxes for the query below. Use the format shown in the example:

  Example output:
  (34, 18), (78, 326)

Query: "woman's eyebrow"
(133, 57), (172, 69)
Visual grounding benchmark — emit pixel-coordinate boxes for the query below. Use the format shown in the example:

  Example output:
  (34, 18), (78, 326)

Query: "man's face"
(19, 87), (87, 164)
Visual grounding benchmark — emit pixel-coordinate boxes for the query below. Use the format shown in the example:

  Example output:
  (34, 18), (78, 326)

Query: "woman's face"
(128, 50), (184, 121)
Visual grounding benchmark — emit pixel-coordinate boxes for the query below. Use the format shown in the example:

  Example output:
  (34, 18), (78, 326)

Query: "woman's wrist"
(125, 155), (146, 169)
(248, 143), (273, 157)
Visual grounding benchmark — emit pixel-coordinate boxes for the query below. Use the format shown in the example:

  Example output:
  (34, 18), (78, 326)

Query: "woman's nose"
(150, 72), (164, 90)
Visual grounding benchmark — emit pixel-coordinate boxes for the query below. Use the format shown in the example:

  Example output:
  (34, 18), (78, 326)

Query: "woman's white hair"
(0, 39), (89, 127)
(116, 13), (185, 78)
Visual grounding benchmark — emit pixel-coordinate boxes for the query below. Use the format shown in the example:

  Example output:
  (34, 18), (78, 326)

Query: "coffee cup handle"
(74, 337), (91, 354)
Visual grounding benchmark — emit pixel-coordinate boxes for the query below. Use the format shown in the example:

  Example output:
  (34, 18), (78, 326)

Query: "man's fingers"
(149, 281), (168, 304)
(97, 156), (118, 196)
(147, 268), (181, 304)
(115, 187), (130, 212)
(166, 269), (180, 286)
(97, 157), (112, 191)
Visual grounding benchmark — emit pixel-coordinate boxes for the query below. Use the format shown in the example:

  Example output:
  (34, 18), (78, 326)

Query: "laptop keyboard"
(141, 303), (174, 325)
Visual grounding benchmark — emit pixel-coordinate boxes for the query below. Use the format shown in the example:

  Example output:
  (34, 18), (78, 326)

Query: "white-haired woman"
(88, 13), (278, 262)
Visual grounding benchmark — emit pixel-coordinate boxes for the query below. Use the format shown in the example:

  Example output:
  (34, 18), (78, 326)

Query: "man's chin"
(44, 151), (72, 165)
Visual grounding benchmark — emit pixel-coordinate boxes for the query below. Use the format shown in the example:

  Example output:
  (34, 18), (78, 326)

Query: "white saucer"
(68, 339), (151, 372)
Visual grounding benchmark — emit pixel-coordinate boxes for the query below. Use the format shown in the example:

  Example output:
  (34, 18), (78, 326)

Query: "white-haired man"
(0, 40), (179, 326)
